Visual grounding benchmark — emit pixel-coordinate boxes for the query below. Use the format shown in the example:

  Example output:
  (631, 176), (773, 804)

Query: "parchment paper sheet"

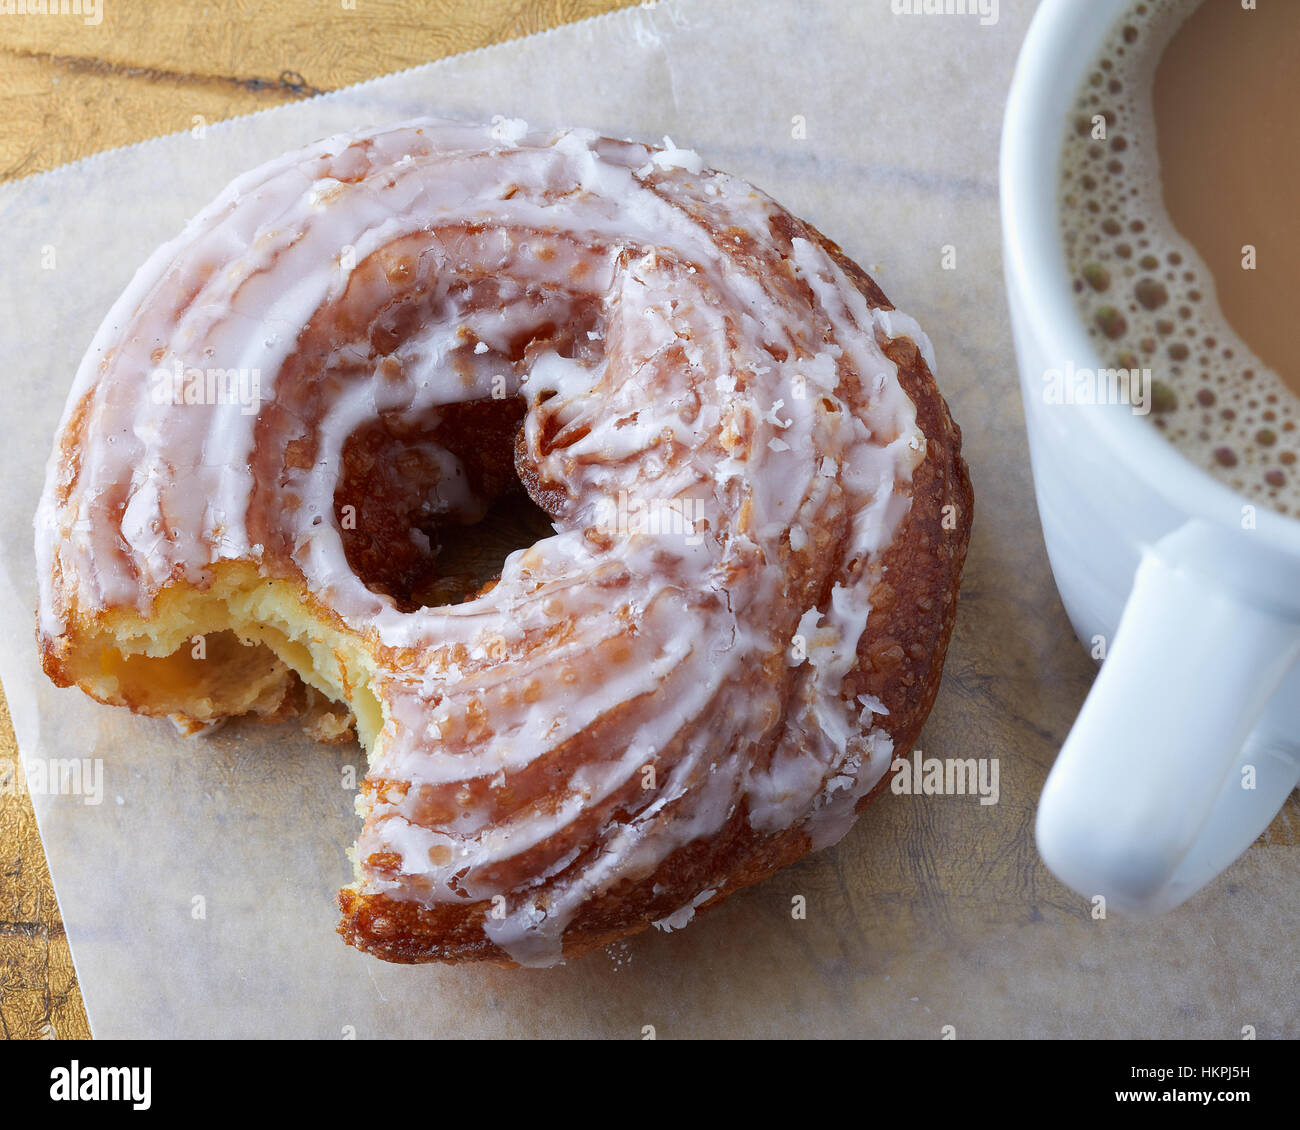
(1, 0), (1295, 1038)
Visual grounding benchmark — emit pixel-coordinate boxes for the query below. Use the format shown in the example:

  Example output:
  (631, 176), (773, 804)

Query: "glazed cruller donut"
(35, 119), (972, 966)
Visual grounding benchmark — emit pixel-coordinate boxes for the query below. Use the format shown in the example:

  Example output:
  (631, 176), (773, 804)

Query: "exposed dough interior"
(66, 565), (385, 749)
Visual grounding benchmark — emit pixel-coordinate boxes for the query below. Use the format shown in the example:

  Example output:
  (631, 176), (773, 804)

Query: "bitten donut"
(35, 119), (972, 966)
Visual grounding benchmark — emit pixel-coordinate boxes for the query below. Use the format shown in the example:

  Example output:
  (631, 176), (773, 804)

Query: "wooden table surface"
(0, 0), (635, 1042)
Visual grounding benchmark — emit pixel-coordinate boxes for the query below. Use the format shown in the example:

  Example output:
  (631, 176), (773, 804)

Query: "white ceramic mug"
(1001, 0), (1300, 913)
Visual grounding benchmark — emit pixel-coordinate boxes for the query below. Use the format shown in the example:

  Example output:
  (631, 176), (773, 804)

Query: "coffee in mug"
(1059, 0), (1300, 514)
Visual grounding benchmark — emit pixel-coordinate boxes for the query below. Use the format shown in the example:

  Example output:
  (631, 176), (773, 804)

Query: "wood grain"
(0, 0), (637, 1041)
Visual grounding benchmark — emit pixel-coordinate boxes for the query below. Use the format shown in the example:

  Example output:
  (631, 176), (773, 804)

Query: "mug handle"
(1036, 531), (1300, 913)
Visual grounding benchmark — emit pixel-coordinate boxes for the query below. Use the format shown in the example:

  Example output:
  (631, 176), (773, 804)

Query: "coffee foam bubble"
(1059, 0), (1300, 514)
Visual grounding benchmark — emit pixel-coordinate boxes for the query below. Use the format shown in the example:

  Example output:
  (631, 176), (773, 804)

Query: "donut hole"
(334, 396), (555, 611)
